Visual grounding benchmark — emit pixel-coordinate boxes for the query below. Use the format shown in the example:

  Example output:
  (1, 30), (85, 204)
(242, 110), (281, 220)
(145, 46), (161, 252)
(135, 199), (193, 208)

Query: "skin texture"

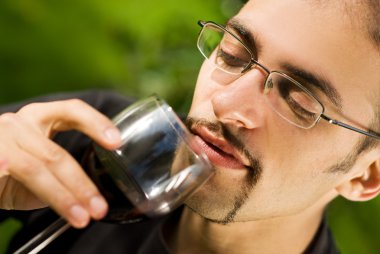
(172, 0), (380, 253)
(0, 0), (379, 253)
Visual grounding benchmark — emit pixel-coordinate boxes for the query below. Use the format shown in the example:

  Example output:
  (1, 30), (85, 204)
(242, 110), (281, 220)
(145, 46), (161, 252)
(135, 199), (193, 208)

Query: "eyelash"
(286, 96), (316, 120)
(217, 48), (247, 67)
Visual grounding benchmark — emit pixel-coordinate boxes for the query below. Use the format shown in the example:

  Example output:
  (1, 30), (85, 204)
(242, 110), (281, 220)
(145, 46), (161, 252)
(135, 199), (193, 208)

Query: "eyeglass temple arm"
(198, 20), (206, 27)
(320, 114), (380, 140)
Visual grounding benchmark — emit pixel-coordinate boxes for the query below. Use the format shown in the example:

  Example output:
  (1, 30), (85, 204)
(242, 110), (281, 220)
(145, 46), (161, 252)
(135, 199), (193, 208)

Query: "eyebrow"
(280, 63), (343, 109)
(226, 18), (343, 110)
(227, 19), (258, 52)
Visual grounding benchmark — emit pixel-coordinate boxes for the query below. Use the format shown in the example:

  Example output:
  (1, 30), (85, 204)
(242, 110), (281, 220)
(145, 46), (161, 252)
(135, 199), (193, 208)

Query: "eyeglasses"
(197, 20), (380, 140)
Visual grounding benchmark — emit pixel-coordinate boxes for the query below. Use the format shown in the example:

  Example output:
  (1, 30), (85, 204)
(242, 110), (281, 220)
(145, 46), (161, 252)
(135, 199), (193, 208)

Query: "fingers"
(0, 99), (122, 228)
(17, 99), (122, 150)
(15, 128), (109, 224)
(0, 113), (107, 228)
(8, 150), (91, 228)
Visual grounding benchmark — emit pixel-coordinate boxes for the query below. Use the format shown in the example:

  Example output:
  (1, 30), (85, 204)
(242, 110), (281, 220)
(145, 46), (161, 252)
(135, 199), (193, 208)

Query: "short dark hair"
(357, 100), (380, 154)
(364, 0), (380, 49)
(304, 0), (380, 152)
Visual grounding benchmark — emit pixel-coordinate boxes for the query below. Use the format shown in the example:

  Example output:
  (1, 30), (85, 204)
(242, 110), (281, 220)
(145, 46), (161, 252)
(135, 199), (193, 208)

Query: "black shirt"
(0, 90), (339, 254)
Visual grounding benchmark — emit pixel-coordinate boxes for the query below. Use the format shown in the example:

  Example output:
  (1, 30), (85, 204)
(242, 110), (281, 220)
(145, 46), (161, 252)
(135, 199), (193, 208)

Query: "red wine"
(82, 146), (148, 224)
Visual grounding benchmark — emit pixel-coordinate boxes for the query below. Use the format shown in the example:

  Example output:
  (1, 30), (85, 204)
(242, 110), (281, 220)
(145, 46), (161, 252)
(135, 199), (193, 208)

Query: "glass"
(14, 96), (213, 254)
(197, 20), (380, 139)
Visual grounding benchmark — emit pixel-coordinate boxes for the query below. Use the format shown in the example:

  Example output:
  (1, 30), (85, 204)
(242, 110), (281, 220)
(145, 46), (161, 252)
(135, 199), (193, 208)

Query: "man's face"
(186, 0), (380, 223)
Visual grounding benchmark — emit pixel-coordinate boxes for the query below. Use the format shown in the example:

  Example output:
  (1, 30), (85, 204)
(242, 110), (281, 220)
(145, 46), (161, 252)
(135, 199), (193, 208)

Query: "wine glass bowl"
(86, 95), (213, 223)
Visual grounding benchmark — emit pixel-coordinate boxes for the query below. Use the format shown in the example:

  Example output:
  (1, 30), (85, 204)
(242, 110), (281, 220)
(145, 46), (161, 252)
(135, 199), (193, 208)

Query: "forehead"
(237, 0), (379, 120)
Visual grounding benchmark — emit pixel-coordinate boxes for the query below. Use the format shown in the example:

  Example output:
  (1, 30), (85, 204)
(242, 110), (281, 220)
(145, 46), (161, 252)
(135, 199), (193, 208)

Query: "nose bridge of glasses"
(242, 58), (271, 76)
(241, 60), (271, 91)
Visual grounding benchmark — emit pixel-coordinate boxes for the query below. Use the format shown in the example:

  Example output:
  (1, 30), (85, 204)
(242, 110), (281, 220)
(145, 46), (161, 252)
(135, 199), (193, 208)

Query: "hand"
(0, 99), (122, 228)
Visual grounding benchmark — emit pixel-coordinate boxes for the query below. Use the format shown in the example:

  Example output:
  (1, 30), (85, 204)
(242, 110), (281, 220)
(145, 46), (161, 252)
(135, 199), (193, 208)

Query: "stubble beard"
(183, 116), (366, 225)
(184, 117), (263, 225)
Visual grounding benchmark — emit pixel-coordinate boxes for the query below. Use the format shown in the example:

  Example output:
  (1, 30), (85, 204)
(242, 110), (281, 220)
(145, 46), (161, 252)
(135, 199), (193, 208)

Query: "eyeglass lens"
(197, 22), (323, 129)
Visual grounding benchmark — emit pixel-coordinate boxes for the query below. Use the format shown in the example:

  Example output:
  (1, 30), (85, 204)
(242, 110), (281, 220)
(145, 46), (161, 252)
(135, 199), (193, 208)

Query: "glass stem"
(13, 217), (70, 254)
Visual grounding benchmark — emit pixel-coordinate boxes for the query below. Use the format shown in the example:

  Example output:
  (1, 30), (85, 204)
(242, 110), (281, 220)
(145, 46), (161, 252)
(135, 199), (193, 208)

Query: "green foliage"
(0, 0), (242, 111)
(328, 197), (380, 254)
(0, 218), (22, 253)
(0, 0), (380, 253)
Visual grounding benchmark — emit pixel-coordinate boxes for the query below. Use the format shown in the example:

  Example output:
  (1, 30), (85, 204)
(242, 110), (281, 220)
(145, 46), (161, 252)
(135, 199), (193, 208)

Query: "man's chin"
(183, 164), (262, 224)
(183, 202), (236, 225)
(184, 184), (242, 224)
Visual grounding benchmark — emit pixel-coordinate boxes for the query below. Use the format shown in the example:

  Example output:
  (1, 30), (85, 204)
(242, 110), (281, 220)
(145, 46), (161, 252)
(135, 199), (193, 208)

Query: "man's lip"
(191, 126), (248, 169)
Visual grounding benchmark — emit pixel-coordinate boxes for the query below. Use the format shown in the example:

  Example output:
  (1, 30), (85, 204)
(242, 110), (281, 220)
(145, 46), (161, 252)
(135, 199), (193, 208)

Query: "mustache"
(185, 117), (260, 171)
(185, 117), (263, 224)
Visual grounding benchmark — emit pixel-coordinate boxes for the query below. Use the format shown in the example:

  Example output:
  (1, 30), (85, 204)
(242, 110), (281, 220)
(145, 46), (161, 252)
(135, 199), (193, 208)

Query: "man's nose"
(211, 68), (268, 129)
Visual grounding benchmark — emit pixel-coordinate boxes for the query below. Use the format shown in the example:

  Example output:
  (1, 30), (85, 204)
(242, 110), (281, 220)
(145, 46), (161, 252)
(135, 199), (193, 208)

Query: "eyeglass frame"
(197, 20), (380, 140)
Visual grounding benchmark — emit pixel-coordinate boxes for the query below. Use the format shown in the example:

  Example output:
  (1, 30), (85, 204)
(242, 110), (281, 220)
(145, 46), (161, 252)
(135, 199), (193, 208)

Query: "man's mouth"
(190, 125), (249, 169)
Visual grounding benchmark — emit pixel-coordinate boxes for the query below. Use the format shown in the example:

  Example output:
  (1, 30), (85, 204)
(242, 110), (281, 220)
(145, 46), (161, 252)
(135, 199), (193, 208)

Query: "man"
(1, 0), (380, 253)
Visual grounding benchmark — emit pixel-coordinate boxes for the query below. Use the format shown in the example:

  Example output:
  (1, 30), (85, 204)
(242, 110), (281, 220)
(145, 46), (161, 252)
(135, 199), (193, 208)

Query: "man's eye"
(287, 96), (317, 120)
(216, 48), (247, 67)
(278, 81), (319, 121)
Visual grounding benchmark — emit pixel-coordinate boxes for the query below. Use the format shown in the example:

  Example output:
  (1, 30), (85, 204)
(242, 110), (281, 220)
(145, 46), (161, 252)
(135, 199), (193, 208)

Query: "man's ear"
(335, 158), (380, 202)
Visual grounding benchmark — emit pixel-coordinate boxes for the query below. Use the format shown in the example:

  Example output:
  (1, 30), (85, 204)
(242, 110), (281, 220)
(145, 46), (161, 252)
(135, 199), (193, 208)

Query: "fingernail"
(90, 196), (108, 218)
(104, 127), (121, 143)
(70, 205), (89, 227)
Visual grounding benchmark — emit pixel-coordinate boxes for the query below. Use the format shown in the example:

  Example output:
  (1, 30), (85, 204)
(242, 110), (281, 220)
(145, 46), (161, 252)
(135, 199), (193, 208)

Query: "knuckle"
(0, 113), (19, 126)
(41, 144), (65, 164)
(66, 99), (88, 110)
(47, 194), (76, 215)
(78, 183), (98, 200)
(18, 102), (43, 114)
(69, 174), (98, 198)
(54, 194), (76, 210)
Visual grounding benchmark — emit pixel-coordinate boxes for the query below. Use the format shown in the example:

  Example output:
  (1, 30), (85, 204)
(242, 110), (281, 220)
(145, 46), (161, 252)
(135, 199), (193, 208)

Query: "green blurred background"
(0, 0), (379, 253)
